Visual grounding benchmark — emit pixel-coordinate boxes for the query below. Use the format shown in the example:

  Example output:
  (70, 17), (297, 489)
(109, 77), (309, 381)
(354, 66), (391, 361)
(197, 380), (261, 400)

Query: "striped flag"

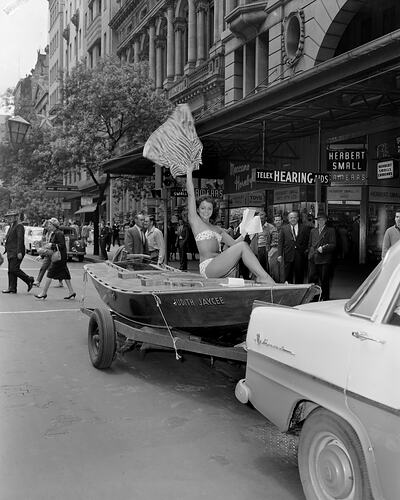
(143, 104), (202, 178)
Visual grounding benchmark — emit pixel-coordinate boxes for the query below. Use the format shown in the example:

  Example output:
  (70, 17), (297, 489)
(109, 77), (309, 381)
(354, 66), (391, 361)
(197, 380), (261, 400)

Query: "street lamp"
(7, 115), (31, 147)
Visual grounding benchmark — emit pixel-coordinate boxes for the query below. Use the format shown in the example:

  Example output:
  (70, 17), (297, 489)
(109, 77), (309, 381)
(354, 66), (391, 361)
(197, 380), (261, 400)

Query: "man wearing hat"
(307, 212), (336, 301)
(2, 209), (34, 294)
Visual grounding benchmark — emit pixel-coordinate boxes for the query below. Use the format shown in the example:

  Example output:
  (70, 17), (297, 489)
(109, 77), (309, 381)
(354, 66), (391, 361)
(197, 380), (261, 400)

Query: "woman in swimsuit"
(186, 164), (275, 283)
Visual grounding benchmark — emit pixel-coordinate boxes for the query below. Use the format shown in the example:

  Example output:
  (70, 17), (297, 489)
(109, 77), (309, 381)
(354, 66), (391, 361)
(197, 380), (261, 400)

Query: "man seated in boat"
(186, 164), (275, 284)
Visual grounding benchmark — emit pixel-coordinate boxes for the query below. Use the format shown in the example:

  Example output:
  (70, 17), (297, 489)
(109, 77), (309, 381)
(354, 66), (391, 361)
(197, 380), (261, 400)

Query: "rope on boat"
(152, 293), (182, 361)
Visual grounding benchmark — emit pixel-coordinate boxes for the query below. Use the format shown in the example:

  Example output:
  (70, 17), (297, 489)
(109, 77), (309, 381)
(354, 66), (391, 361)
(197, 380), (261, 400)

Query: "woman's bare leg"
(65, 279), (74, 295)
(205, 242), (275, 283)
(41, 278), (52, 295)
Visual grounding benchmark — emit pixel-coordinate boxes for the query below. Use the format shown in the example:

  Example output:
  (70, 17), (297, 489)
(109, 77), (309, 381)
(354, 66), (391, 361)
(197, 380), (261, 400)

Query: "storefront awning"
(74, 203), (97, 214)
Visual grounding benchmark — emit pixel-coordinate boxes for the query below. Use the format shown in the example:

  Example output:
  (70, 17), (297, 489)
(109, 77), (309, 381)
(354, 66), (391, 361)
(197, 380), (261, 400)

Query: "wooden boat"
(84, 256), (320, 342)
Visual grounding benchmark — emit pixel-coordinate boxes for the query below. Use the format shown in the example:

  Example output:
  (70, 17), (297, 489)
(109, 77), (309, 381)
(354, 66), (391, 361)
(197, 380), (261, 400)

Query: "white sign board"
(377, 160), (394, 180)
(81, 196), (93, 206)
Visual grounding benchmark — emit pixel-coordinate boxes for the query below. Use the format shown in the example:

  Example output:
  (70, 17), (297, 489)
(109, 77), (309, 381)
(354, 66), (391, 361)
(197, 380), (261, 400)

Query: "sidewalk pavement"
(84, 244), (374, 300)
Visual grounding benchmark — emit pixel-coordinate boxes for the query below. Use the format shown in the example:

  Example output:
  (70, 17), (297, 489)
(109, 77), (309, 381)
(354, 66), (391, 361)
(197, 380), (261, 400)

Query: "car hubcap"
(312, 435), (354, 499)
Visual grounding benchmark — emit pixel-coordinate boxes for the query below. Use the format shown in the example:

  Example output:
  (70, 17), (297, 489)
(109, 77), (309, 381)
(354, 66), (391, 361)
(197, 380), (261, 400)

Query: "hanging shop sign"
(326, 148), (367, 171)
(377, 160), (396, 180)
(46, 185), (79, 192)
(256, 169), (329, 185)
(369, 186), (400, 204)
(330, 171), (367, 185)
(171, 187), (224, 198)
(225, 162), (257, 194)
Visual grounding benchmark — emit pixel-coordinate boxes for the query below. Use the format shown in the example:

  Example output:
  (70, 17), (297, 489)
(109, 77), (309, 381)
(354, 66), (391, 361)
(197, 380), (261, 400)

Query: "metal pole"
(315, 120), (322, 221)
(109, 177), (113, 224)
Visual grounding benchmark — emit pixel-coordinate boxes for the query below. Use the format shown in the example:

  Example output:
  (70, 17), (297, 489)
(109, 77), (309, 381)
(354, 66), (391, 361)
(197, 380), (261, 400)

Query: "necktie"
(292, 225), (296, 239)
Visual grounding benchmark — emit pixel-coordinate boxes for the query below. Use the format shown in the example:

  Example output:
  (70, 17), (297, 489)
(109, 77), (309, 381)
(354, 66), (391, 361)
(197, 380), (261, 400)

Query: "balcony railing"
(167, 55), (225, 101)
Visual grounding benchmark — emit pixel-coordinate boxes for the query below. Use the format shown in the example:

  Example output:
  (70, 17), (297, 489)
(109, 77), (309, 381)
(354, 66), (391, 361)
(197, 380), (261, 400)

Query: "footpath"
(84, 244), (374, 300)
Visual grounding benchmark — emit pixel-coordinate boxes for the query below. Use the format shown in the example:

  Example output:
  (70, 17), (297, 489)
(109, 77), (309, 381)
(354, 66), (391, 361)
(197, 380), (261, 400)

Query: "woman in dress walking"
(34, 218), (76, 300)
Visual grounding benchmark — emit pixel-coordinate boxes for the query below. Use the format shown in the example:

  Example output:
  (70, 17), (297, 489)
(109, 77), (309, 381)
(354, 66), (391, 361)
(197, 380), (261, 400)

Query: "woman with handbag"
(33, 220), (63, 288)
(34, 218), (76, 300)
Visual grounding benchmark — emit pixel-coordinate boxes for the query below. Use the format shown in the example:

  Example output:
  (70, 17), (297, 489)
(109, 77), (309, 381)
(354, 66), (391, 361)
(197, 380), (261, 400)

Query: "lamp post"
(7, 115), (31, 147)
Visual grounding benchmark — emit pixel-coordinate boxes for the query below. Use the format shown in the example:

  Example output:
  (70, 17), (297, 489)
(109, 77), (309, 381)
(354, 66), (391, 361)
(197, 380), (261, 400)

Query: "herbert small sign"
(377, 160), (394, 180)
(326, 148), (367, 171)
(256, 169), (329, 185)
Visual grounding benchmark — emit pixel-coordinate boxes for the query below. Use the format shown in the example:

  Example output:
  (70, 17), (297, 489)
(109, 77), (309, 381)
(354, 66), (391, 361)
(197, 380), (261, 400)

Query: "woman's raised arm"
(186, 165), (198, 226)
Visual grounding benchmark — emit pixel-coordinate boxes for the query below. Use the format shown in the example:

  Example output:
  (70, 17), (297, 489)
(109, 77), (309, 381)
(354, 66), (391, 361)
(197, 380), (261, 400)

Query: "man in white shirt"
(144, 215), (165, 265)
(382, 209), (400, 260)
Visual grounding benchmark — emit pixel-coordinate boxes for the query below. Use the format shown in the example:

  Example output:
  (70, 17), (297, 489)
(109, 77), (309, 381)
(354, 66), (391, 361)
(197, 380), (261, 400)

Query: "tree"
(51, 57), (172, 254)
(0, 120), (62, 222)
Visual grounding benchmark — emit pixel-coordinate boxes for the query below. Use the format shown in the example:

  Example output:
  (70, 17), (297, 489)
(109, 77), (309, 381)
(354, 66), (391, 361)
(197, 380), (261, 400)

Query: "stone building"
(105, 0), (400, 265)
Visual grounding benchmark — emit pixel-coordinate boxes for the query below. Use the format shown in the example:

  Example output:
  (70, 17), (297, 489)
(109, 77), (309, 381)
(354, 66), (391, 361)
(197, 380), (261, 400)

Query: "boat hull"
(87, 261), (318, 339)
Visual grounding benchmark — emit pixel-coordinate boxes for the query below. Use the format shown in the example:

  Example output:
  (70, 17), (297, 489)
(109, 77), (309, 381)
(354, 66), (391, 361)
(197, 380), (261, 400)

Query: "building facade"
(107, 0), (400, 265)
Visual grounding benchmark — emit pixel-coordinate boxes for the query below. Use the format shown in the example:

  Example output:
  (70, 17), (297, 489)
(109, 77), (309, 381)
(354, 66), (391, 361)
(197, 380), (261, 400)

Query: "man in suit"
(124, 212), (148, 255)
(308, 212), (336, 301)
(278, 211), (310, 284)
(176, 218), (189, 270)
(2, 209), (34, 294)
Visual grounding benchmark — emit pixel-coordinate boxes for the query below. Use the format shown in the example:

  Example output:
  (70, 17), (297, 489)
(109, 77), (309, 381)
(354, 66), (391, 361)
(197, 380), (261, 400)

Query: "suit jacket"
(4, 222), (25, 258)
(308, 226), (336, 264)
(124, 225), (148, 254)
(278, 223), (310, 263)
(176, 223), (189, 248)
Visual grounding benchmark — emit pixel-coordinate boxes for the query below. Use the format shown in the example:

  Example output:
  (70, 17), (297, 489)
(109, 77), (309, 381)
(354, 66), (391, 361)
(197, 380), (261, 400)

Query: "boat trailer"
(81, 306), (248, 370)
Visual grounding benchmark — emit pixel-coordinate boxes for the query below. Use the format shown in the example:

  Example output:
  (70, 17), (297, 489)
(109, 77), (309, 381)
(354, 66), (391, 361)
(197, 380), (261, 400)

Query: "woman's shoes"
(64, 292), (76, 300)
(34, 294), (47, 300)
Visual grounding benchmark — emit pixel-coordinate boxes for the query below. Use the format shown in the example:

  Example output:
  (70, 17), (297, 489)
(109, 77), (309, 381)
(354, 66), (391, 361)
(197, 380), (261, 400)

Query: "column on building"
(196, 1), (207, 65)
(255, 34), (268, 88)
(134, 38), (140, 64)
(174, 18), (185, 79)
(148, 23), (156, 83)
(186, 0), (197, 71)
(213, 0), (219, 44)
(155, 36), (166, 89)
(166, 4), (175, 82)
(226, 0), (236, 13)
(126, 45), (132, 63)
(243, 41), (255, 96)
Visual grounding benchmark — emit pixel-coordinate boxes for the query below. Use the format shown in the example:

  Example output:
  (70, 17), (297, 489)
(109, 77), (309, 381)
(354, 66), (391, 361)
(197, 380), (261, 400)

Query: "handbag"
(51, 244), (61, 263)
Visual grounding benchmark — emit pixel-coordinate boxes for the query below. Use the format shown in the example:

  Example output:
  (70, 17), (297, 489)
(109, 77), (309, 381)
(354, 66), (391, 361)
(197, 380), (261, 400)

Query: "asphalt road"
(0, 251), (305, 500)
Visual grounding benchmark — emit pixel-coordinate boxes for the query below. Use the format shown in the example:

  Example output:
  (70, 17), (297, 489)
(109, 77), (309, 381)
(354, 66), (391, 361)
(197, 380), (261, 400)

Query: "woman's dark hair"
(196, 195), (219, 221)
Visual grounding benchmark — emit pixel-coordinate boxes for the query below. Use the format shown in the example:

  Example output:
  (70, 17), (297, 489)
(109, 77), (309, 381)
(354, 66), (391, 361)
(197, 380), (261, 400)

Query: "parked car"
(24, 226), (44, 255)
(235, 240), (400, 500)
(61, 226), (86, 262)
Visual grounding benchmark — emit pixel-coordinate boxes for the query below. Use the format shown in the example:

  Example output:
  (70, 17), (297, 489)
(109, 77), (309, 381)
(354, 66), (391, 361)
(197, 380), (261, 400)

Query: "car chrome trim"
(249, 349), (400, 416)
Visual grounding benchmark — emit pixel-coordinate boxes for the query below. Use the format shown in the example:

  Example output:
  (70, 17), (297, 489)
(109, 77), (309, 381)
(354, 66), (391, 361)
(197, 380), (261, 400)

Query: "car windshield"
(345, 263), (381, 313)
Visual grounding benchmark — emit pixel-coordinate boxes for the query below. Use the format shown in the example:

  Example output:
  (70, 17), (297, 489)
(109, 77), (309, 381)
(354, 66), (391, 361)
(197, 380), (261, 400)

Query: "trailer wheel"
(298, 408), (372, 500)
(88, 307), (116, 369)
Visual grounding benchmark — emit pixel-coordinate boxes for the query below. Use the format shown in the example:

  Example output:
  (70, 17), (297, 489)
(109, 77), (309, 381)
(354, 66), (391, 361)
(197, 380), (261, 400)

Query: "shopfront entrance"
(327, 202), (360, 263)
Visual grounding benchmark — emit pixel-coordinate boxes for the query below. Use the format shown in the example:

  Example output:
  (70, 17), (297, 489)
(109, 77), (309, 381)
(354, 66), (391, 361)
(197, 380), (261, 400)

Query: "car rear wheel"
(298, 408), (372, 500)
(88, 307), (116, 369)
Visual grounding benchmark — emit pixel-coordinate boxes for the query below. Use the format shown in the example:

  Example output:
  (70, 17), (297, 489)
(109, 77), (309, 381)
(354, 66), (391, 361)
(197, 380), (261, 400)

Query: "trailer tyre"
(88, 307), (116, 369)
(298, 408), (372, 500)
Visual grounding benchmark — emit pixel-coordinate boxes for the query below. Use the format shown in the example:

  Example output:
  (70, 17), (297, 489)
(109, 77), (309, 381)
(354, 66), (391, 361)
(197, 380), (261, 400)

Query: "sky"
(0, 0), (48, 95)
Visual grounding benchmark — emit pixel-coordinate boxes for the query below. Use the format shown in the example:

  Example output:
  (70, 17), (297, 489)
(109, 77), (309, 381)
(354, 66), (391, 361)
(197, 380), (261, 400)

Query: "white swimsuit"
(195, 230), (222, 277)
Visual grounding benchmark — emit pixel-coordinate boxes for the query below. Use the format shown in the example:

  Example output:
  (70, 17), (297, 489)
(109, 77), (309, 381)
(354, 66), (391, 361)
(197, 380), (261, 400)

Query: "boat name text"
(173, 296), (225, 307)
